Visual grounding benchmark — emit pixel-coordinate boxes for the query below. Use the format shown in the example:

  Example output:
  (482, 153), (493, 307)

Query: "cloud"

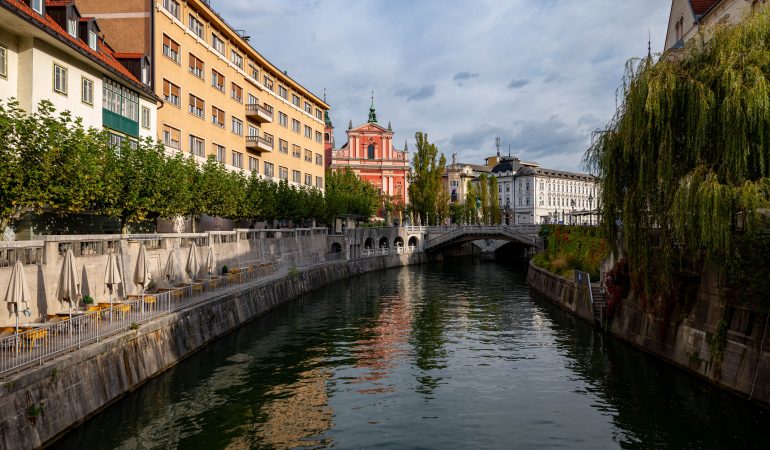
(394, 84), (437, 102)
(507, 78), (530, 89)
(453, 71), (479, 85)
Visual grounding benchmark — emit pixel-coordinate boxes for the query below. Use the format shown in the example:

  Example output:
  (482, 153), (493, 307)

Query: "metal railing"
(0, 252), (345, 377)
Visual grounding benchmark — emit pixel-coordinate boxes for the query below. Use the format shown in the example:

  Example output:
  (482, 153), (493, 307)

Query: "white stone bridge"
(423, 225), (542, 253)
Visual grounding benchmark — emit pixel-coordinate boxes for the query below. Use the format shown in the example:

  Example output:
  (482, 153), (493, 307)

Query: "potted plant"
(221, 265), (229, 275)
(82, 295), (94, 306)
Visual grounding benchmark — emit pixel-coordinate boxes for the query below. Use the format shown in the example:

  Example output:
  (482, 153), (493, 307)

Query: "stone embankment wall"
(527, 262), (770, 408)
(0, 252), (427, 449)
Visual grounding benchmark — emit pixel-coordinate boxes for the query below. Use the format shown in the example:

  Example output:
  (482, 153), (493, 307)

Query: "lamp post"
(588, 193), (594, 225)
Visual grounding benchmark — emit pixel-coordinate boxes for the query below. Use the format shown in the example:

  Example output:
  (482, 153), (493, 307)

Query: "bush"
(221, 265), (229, 275)
(536, 225), (608, 279)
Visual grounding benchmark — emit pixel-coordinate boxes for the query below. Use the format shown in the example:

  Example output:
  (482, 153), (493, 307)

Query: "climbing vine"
(584, 8), (770, 306)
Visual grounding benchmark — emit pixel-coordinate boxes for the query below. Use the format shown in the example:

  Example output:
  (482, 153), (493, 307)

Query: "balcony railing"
(245, 103), (273, 123)
(246, 134), (273, 152)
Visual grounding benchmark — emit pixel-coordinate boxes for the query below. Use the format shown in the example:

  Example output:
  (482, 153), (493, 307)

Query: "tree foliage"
(0, 100), (375, 232)
(584, 9), (770, 296)
(489, 176), (501, 225)
(408, 132), (447, 225)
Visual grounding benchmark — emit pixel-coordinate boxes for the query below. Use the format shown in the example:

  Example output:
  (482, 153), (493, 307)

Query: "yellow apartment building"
(77, 0), (330, 190)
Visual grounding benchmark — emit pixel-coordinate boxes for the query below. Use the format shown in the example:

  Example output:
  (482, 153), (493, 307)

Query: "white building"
(490, 157), (600, 225)
(0, 0), (158, 145)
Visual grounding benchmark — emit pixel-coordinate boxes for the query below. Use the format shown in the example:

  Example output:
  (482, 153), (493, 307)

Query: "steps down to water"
(591, 285), (606, 327)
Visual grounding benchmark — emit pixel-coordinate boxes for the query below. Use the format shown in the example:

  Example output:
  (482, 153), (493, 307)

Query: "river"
(52, 262), (769, 449)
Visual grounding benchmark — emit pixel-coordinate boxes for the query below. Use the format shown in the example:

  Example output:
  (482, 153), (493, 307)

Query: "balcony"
(245, 103), (273, 123)
(246, 134), (273, 153)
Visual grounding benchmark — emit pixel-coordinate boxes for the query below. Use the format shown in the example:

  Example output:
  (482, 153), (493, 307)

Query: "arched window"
(367, 144), (375, 159)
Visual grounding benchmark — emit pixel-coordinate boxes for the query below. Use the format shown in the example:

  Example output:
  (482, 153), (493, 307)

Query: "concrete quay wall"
(527, 262), (770, 408)
(0, 252), (427, 449)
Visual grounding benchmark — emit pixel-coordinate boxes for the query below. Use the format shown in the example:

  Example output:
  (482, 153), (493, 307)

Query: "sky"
(213, 0), (672, 172)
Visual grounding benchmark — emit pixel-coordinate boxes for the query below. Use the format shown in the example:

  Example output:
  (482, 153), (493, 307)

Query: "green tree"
(489, 176), (501, 224)
(479, 173), (490, 224)
(464, 180), (478, 225)
(408, 132), (446, 225)
(324, 168), (379, 223)
(584, 8), (770, 297)
(435, 187), (450, 225)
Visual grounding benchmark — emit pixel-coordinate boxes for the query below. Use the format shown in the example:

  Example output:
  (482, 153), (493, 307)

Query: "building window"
(316, 109), (323, 121)
(162, 0), (179, 18)
(304, 149), (312, 162)
(248, 156), (259, 173)
(141, 106), (150, 129)
(211, 106), (225, 127)
(188, 53), (204, 78)
(163, 125), (181, 149)
(247, 125), (258, 138)
(0, 45), (5, 78)
(53, 63), (67, 95)
(103, 78), (139, 121)
(291, 144), (301, 158)
(232, 150), (243, 169)
(305, 174), (312, 186)
(291, 94), (300, 107)
(188, 94), (204, 118)
(304, 125), (312, 139)
(189, 135), (204, 157)
(81, 77), (93, 105)
(264, 162), (274, 177)
(230, 50), (243, 69)
(162, 34), (180, 63)
(292, 170), (301, 183)
(247, 93), (258, 107)
(231, 117), (243, 136)
(230, 82), (242, 103)
(279, 139), (288, 154)
(278, 112), (288, 127)
(316, 176), (323, 189)
(263, 75), (273, 91)
(88, 30), (98, 50)
(291, 119), (300, 133)
(315, 130), (322, 143)
(67, 18), (77, 37)
(263, 132), (274, 146)
(188, 14), (204, 38)
(211, 69), (224, 92)
(214, 143), (226, 162)
(249, 64), (259, 80)
(212, 33), (225, 54)
(315, 153), (323, 165)
(278, 85), (288, 99)
(162, 79), (180, 107)
(304, 102), (312, 114)
(367, 144), (375, 159)
(31, 0), (42, 14)
(279, 166), (288, 181)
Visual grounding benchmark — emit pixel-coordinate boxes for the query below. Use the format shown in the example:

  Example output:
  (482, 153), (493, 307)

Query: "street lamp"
(570, 199), (576, 225)
(588, 193), (594, 225)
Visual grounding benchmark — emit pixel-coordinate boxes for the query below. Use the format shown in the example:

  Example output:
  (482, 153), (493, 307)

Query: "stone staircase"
(590, 284), (606, 328)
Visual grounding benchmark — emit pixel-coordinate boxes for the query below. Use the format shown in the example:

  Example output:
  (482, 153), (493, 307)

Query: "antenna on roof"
(495, 137), (501, 157)
(648, 28), (652, 57)
(508, 144), (511, 158)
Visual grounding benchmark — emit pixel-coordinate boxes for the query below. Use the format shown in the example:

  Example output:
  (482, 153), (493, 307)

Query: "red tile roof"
(690, 0), (720, 15)
(3, 0), (155, 99)
(114, 52), (145, 59)
(46, 0), (74, 6)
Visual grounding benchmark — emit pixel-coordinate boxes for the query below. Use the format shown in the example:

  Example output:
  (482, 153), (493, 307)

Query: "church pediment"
(349, 122), (392, 134)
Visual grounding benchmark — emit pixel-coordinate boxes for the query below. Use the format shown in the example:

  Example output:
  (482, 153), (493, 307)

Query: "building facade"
(664, 0), (766, 53)
(77, 0), (330, 190)
(0, 0), (158, 145)
(329, 99), (409, 205)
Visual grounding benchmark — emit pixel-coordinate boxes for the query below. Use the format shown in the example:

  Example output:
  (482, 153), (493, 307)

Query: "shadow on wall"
(36, 264), (48, 317)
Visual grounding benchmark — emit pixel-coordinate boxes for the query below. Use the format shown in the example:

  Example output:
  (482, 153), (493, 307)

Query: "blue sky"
(214, 0), (671, 172)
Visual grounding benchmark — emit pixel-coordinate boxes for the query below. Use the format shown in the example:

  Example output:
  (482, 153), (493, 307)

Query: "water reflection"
(53, 263), (770, 450)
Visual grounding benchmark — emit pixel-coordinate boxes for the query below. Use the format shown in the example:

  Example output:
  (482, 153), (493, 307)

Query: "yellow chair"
(22, 329), (48, 349)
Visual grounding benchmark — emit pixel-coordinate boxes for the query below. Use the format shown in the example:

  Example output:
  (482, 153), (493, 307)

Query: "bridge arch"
(408, 236), (419, 248)
(424, 225), (541, 253)
(364, 238), (374, 250)
(330, 242), (342, 253)
(393, 237), (404, 249)
(379, 237), (389, 248)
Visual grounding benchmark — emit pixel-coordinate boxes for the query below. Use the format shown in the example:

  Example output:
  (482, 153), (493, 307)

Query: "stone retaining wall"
(527, 262), (770, 408)
(0, 253), (427, 449)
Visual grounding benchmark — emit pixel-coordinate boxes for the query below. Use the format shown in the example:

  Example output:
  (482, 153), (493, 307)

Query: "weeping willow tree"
(585, 8), (770, 301)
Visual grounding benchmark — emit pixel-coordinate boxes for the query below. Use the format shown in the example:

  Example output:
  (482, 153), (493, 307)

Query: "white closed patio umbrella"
(162, 251), (180, 288)
(204, 246), (215, 281)
(133, 245), (151, 317)
(57, 249), (80, 323)
(5, 260), (32, 353)
(104, 252), (122, 319)
(186, 242), (200, 282)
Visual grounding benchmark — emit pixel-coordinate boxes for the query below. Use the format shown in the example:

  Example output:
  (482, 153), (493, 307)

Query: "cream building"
(77, 0), (330, 190)
(664, 0), (766, 53)
(0, 0), (158, 145)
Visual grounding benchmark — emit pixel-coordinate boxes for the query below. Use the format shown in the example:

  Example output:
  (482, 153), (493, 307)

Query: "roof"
(47, 0), (74, 6)
(1, 0), (157, 101)
(690, 0), (720, 16)
(515, 166), (597, 180)
(114, 52), (145, 59)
